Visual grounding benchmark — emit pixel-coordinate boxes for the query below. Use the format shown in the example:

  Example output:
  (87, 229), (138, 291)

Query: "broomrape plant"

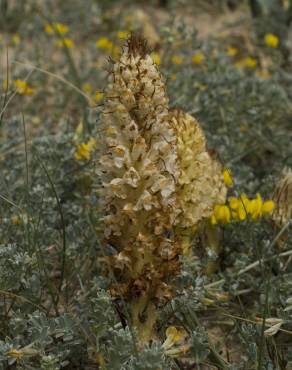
(97, 34), (226, 343)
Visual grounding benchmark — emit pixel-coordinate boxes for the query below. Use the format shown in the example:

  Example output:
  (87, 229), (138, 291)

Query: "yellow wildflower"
(164, 327), (183, 345)
(45, 22), (68, 35)
(89, 90), (104, 107)
(210, 213), (217, 225)
(96, 37), (113, 50)
(228, 195), (248, 221)
(14, 79), (27, 93)
(223, 168), (233, 187)
(94, 91), (104, 103)
(116, 30), (129, 40)
(192, 52), (204, 65)
(218, 205), (231, 224)
(228, 197), (242, 221)
(171, 55), (184, 65)
(212, 204), (231, 224)
(237, 193), (250, 220)
(214, 193), (274, 224)
(237, 204), (248, 221)
(162, 326), (190, 357)
(150, 52), (161, 65)
(229, 196), (239, 210)
(226, 46), (238, 57)
(162, 326), (184, 350)
(75, 138), (96, 161)
(170, 73), (177, 81)
(243, 57), (257, 68)
(82, 82), (93, 94)
(264, 33), (279, 48)
(262, 200), (275, 215)
(54, 22), (69, 35)
(75, 143), (90, 161)
(247, 193), (263, 220)
(56, 38), (74, 48)
(12, 33), (20, 45)
(44, 24), (54, 34)
(14, 79), (34, 95)
(239, 193), (250, 208)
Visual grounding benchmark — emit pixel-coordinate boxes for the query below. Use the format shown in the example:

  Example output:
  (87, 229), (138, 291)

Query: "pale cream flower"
(172, 110), (227, 229)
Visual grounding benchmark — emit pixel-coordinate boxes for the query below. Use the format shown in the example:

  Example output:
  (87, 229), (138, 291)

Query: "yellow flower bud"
(56, 38), (74, 48)
(237, 205), (247, 221)
(223, 168), (233, 186)
(247, 193), (263, 220)
(262, 200), (275, 215)
(229, 197), (239, 210)
(96, 37), (113, 49)
(82, 82), (93, 94)
(214, 205), (231, 224)
(264, 33), (279, 48)
(192, 52), (204, 65)
(14, 79), (34, 95)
